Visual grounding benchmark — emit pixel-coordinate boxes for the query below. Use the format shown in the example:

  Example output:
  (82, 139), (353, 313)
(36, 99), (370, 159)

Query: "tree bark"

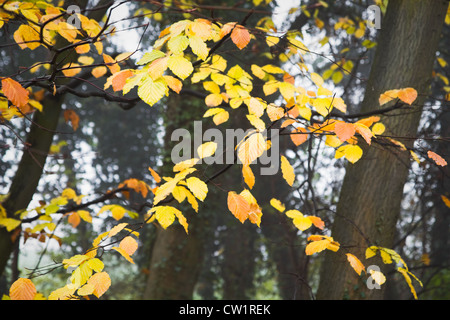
(316, 0), (448, 300)
(0, 0), (112, 279)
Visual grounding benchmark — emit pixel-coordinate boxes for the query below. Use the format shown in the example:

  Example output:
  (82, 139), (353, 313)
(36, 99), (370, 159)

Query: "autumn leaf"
(280, 155), (295, 186)
(227, 191), (251, 223)
(87, 271), (111, 298)
(242, 164), (255, 189)
(334, 121), (356, 142)
(231, 25), (251, 50)
(148, 166), (162, 183)
(441, 195), (450, 208)
(305, 235), (340, 255)
(427, 150), (447, 166)
(9, 278), (37, 300)
(290, 127), (308, 146)
(270, 198), (285, 212)
(119, 236), (138, 256)
(64, 109), (80, 131)
(167, 54), (194, 80)
(13, 24), (40, 50)
(186, 176), (208, 201)
(197, 141), (217, 159)
(138, 76), (168, 106)
(0, 217), (21, 231)
(346, 253), (365, 276)
(379, 87), (417, 105)
(1, 77), (29, 107)
(397, 88), (418, 105)
(335, 144), (363, 164)
(103, 54), (120, 74)
(237, 132), (266, 165)
(148, 205), (189, 233)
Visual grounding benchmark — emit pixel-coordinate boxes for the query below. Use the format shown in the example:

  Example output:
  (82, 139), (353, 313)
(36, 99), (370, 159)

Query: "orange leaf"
(112, 69), (133, 92)
(87, 271), (111, 298)
(148, 166), (161, 183)
(305, 239), (329, 255)
(242, 164), (255, 189)
(227, 191), (251, 223)
(92, 66), (108, 78)
(346, 253), (365, 276)
(119, 236), (138, 256)
(427, 151), (447, 166)
(9, 278), (37, 300)
(68, 211), (81, 228)
(308, 216), (325, 230)
(231, 25), (251, 50)
(64, 109), (80, 131)
(397, 87), (417, 105)
(103, 54), (120, 74)
(1, 78), (29, 107)
(354, 123), (373, 145)
(334, 121), (356, 142)
(290, 127), (308, 146)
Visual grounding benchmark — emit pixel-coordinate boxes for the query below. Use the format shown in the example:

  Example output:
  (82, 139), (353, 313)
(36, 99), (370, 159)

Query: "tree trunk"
(316, 0), (448, 300)
(0, 0), (111, 280)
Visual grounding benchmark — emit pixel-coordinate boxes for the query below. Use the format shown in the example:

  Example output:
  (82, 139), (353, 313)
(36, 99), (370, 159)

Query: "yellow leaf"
(167, 54), (193, 80)
(153, 168), (195, 205)
(305, 239), (330, 255)
(112, 246), (135, 264)
(286, 210), (312, 231)
(197, 141), (217, 159)
(369, 269), (386, 286)
(48, 285), (76, 300)
(138, 76), (168, 107)
(346, 253), (365, 275)
(335, 144), (363, 164)
(237, 132), (266, 165)
(87, 271), (111, 298)
(397, 267), (418, 299)
(280, 155), (295, 186)
(311, 72), (324, 86)
(186, 177), (208, 201)
(108, 222), (128, 238)
(173, 158), (199, 172)
(9, 278), (36, 300)
(227, 191), (251, 223)
(189, 34), (209, 60)
(77, 283), (94, 296)
(148, 206), (188, 232)
(13, 24), (40, 50)
(270, 198), (285, 212)
(0, 218), (21, 231)
(62, 254), (89, 268)
(371, 122), (385, 135)
(167, 34), (189, 54)
(86, 258), (104, 272)
(242, 164), (255, 189)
